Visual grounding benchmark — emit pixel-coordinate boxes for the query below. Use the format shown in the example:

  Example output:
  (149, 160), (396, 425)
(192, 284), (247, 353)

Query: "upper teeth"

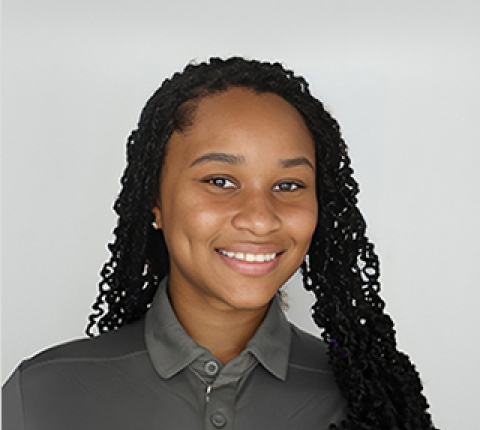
(218, 249), (277, 262)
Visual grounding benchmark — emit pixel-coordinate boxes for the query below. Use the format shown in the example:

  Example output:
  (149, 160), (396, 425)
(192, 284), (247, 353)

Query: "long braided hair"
(87, 57), (437, 430)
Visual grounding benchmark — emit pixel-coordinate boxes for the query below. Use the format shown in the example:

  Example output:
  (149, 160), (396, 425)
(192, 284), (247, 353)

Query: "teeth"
(218, 249), (277, 262)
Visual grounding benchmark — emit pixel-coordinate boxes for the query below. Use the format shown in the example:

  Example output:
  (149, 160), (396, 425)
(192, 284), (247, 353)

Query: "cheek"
(167, 196), (230, 242)
(191, 207), (228, 238)
(286, 203), (318, 245)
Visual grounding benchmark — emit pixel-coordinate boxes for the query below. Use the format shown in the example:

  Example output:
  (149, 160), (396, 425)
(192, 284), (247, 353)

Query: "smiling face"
(153, 87), (317, 315)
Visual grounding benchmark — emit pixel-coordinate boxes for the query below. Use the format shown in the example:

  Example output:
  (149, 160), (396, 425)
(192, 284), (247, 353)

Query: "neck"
(168, 286), (270, 364)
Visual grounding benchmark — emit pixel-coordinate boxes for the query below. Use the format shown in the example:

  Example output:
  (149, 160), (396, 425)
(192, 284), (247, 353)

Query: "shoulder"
(21, 318), (146, 374)
(2, 319), (157, 430)
(7, 319), (151, 408)
(288, 323), (332, 371)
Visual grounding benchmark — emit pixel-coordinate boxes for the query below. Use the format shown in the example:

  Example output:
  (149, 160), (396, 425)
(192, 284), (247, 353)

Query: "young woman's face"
(153, 88), (317, 313)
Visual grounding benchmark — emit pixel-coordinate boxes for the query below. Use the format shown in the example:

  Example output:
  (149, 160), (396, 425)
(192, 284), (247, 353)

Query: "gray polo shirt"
(3, 280), (347, 429)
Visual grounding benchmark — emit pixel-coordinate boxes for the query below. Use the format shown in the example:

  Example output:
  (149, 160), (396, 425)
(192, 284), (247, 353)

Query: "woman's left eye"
(273, 181), (304, 192)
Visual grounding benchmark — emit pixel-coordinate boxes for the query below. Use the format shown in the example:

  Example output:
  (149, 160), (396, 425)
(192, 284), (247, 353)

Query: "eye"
(273, 181), (305, 192)
(203, 176), (236, 189)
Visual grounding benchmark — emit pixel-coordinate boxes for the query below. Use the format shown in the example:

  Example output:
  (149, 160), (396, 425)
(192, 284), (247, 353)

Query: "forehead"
(189, 87), (304, 129)
(172, 88), (314, 155)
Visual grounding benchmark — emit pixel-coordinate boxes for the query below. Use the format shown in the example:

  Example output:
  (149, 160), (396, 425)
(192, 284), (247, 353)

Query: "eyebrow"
(279, 156), (315, 170)
(189, 152), (246, 167)
(189, 152), (314, 170)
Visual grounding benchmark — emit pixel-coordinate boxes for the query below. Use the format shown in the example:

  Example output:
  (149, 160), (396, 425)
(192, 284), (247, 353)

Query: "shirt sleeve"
(2, 366), (25, 430)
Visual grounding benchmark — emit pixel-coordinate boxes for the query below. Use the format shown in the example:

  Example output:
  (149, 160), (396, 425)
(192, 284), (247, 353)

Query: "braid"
(87, 57), (437, 430)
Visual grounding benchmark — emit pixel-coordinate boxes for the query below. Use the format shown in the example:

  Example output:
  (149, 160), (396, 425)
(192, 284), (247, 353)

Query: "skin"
(152, 88), (318, 363)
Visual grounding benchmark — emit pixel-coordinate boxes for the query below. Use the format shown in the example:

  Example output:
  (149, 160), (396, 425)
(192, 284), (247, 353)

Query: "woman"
(3, 57), (438, 429)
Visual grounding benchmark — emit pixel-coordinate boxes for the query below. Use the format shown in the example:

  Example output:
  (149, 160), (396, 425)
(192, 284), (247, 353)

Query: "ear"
(152, 205), (163, 230)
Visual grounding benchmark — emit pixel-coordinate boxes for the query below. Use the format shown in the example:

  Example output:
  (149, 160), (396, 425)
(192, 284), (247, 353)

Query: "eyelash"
(202, 176), (305, 192)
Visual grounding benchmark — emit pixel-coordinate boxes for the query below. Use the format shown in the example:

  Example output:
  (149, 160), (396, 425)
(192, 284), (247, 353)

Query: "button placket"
(203, 382), (235, 430)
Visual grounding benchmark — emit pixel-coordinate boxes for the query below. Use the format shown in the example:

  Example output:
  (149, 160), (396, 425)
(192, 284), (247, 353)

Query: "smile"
(217, 249), (278, 263)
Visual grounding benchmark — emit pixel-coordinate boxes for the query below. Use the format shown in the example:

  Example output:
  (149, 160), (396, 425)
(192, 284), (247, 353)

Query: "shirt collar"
(244, 293), (291, 381)
(145, 278), (291, 381)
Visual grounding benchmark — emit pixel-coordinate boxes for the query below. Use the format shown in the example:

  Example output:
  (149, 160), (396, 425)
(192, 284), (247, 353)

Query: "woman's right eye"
(203, 176), (236, 189)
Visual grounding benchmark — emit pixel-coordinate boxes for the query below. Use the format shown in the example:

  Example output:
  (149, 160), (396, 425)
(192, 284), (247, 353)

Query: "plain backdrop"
(2, 1), (479, 429)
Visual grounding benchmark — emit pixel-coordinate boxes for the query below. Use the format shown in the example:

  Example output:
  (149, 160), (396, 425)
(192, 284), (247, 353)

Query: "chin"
(221, 290), (278, 312)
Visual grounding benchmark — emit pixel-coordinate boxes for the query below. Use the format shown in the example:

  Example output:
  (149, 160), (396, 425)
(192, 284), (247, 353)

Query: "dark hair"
(87, 57), (437, 430)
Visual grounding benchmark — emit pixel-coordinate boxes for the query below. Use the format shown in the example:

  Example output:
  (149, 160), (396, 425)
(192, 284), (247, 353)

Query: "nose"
(231, 191), (282, 236)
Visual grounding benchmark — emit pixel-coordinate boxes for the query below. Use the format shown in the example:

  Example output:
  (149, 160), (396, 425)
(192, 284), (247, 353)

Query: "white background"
(2, 1), (479, 428)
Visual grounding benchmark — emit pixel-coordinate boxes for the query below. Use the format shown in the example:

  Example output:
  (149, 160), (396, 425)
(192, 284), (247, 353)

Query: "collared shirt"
(3, 279), (347, 429)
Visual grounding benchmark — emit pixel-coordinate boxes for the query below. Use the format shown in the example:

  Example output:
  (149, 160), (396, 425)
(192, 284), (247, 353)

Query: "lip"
(215, 247), (283, 276)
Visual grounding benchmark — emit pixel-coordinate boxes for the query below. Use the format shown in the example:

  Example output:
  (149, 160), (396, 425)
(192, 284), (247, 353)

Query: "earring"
(152, 221), (159, 230)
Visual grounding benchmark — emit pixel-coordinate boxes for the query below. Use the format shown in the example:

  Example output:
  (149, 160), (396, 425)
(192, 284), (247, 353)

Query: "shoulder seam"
(287, 363), (332, 374)
(23, 350), (149, 375)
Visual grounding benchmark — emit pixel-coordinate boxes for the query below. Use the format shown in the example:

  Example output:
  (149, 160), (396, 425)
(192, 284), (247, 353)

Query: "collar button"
(205, 360), (220, 376)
